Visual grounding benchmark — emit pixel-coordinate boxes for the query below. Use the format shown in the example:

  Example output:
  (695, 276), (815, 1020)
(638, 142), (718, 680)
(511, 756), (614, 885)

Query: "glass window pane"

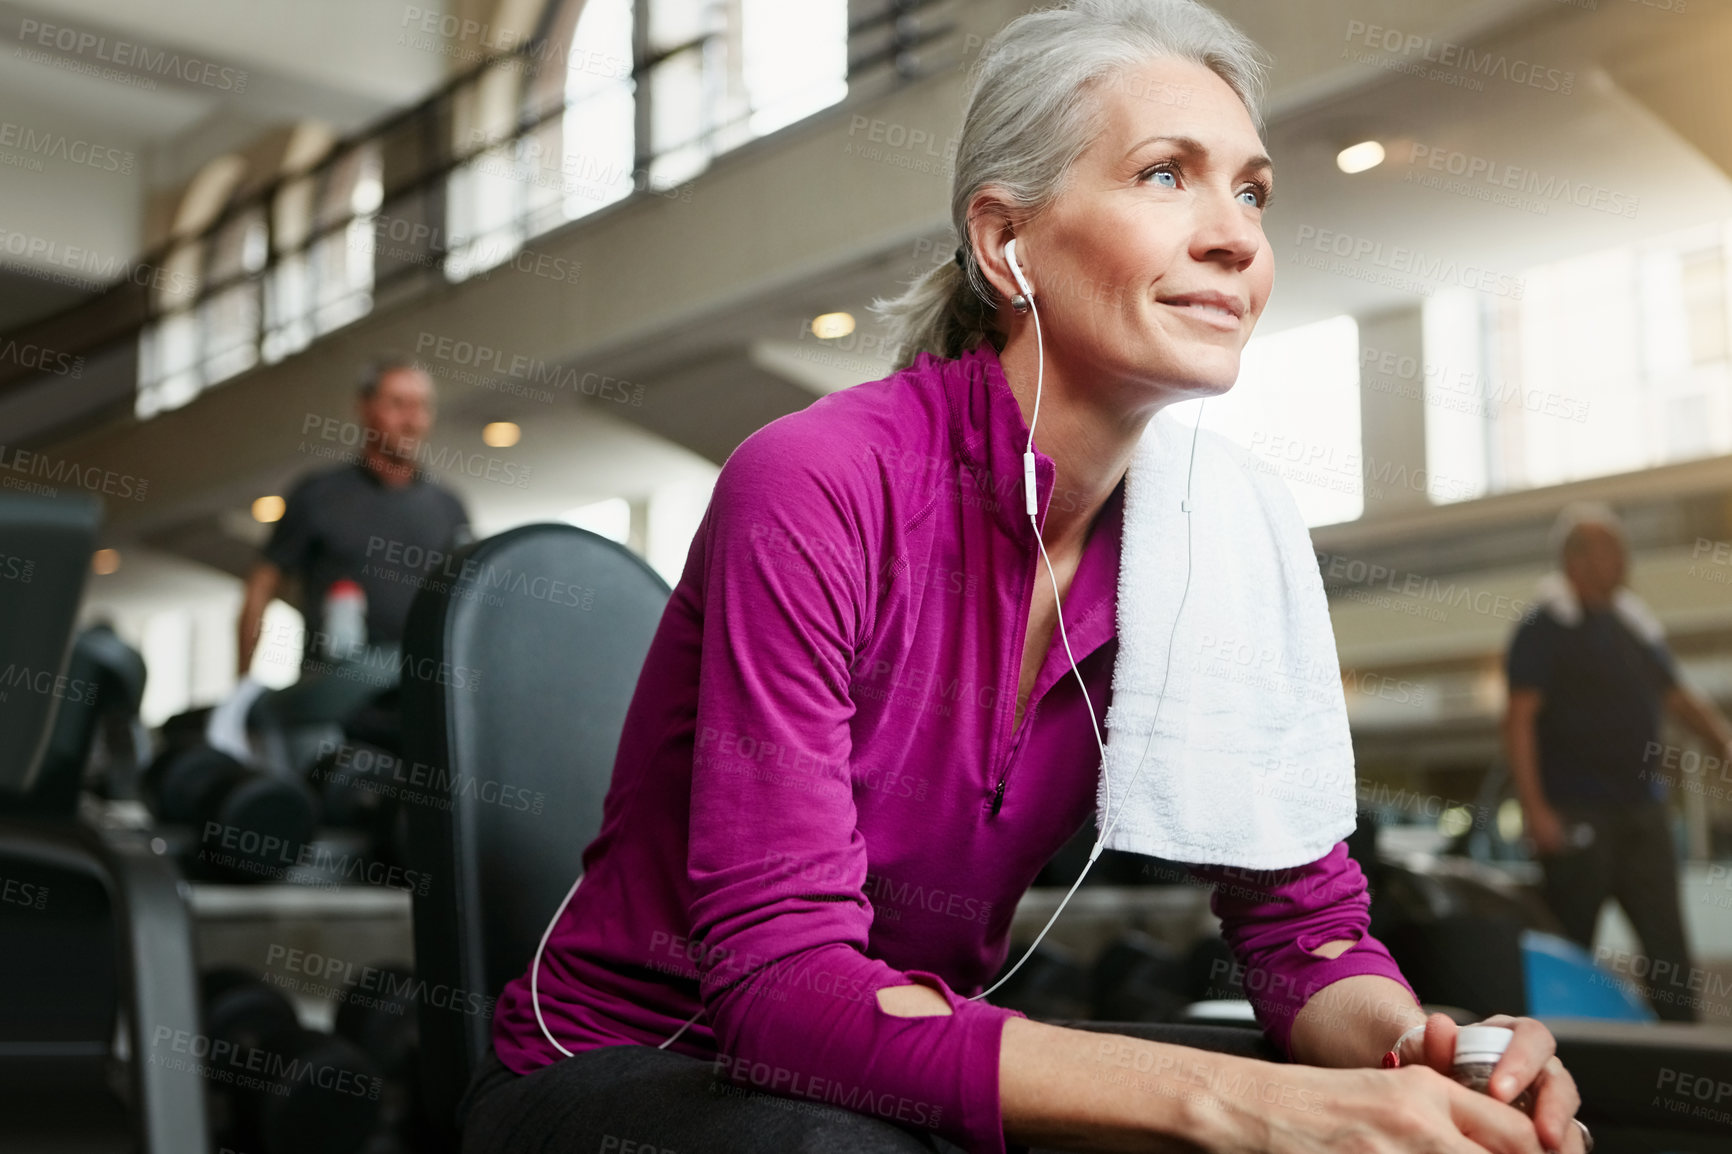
(649, 0), (721, 53)
(650, 46), (706, 154)
(263, 252), (312, 363)
(649, 46), (710, 187)
(741, 0), (847, 136)
(568, 0), (634, 101)
(136, 310), (202, 418)
(201, 285), (259, 384)
(1427, 220), (1732, 498)
(563, 84), (637, 219)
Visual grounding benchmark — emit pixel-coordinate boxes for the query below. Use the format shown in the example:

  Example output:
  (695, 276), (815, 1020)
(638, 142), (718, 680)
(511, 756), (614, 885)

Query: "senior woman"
(460, 1), (1587, 1152)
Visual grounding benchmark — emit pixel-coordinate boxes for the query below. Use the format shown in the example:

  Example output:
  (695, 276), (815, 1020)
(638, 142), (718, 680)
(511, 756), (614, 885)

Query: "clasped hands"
(1392, 1012), (1587, 1154)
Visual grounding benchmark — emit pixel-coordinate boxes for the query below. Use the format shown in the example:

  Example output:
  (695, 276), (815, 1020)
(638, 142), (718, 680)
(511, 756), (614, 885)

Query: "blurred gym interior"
(5, 1), (1732, 1151)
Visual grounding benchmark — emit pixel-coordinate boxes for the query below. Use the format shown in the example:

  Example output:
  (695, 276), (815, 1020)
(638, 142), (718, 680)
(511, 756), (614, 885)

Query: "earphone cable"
(971, 273), (1202, 1002)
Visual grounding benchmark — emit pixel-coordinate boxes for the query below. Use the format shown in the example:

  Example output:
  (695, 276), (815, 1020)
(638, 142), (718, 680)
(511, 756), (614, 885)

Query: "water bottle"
(1452, 1025), (1534, 1113)
(321, 579), (368, 662)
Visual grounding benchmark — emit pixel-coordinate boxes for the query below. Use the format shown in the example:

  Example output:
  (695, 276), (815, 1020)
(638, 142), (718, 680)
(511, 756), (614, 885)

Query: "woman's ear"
(963, 188), (1023, 307)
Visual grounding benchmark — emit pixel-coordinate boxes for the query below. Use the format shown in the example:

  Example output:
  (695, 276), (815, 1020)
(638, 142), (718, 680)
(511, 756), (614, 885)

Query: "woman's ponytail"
(874, 247), (997, 370)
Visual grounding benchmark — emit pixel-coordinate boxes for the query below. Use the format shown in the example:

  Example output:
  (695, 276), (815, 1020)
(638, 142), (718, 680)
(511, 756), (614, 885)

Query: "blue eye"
(1144, 163), (1178, 188)
(1237, 188), (1260, 207)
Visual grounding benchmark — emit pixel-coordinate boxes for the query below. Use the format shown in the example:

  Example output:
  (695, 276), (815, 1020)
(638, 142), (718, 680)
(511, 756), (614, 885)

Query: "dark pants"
(1540, 799), (1696, 1022)
(457, 1044), (961, 1154)
(458, 1022), (1277, 1153)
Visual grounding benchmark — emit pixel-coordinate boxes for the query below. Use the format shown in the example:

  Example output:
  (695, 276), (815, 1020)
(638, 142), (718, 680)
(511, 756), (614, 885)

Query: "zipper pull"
(990, 779), (1006, 816)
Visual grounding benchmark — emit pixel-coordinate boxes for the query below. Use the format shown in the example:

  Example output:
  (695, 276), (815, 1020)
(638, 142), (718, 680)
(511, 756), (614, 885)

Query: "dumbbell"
(302, 744), (414, 888)
(1091, 931), (1190, 1023)
(143, 745), (316, 883)
(305, 744), (388, 830)
(200, 968), (383, 1154)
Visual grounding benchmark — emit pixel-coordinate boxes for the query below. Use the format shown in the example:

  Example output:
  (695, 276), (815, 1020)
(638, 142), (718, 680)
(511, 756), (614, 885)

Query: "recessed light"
(252, 496), (286, 523)
(483, 422), (521, 448)
(1337, 140), (1385, 175)
(811, 312), (856, 340)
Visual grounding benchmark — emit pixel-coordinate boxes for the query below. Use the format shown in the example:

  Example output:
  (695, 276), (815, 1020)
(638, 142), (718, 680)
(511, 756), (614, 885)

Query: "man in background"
(237, 356), (471, 677)
(1504, 503), (1732, 1021)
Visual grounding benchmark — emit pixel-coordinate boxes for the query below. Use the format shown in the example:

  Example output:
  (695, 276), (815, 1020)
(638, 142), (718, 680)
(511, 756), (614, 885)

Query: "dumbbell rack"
(85, 796), (418, 1154)
(89, 798), (416, 1030)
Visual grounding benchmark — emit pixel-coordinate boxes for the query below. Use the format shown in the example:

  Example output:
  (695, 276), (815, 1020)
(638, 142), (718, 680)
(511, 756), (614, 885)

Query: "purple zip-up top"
(491, 343), (1418, 1153)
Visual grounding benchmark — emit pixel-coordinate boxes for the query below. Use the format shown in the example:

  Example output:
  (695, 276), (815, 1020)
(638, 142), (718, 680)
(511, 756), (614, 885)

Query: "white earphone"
(531, 237), (1205, 1054)
(1006, 237), (1035, 298)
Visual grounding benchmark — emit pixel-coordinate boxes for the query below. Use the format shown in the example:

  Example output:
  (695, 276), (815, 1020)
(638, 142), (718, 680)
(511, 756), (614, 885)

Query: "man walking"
(237, 356), (471, 677)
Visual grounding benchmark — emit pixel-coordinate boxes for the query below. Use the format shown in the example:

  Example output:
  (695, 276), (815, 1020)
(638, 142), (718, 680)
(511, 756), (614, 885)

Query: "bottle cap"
(327, 579), (364, 599)
(1453, 1025), (1515, 1066)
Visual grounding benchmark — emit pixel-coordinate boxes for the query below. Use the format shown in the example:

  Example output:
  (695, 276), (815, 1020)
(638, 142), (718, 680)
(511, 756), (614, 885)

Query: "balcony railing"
(0, 0), (957, 442)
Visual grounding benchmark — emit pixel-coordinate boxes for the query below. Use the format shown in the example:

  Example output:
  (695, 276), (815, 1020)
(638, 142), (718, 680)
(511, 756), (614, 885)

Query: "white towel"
(1531, 571), (1664, 644)
(206, 674), (268, 763)
(1095, 410), (1358, 871)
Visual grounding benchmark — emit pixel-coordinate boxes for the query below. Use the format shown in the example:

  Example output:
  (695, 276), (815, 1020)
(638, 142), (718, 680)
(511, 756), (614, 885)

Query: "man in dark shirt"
(237, 357), (471, 676)
(1504, 505), (1732, 1022)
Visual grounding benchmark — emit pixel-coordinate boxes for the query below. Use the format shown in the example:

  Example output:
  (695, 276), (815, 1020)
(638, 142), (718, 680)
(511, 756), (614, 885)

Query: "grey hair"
(1552, 501), (1626, 557)
(872, 0), (1269, 368)
(358, 353), (431, 401)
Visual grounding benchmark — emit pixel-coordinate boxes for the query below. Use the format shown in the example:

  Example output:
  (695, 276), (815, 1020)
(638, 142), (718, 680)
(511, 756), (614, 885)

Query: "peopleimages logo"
(1404, 143), (1638, 220)
(16, 19), (248, 92)
(1342, 20), (1575, 94)
(0, 122), (134, 174)
(149, 1027), (380, 1100)
(1292, 225), (1526, 300)
(264, 945), (497, 1019)
(414, 332), (644, 406)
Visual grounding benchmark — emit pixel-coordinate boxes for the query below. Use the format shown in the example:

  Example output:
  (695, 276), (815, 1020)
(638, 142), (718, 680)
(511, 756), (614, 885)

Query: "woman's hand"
(1398, 1012), (1586, 1154)
(1265, 1062), (1555, 1154)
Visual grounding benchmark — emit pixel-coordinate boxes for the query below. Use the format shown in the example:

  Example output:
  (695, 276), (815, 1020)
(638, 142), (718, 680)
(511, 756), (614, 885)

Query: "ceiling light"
(1336, 140), (1385, 175)
(811, 312), (856, 340)
(252, 495), (286, 523)
(483, 421), (521, 448)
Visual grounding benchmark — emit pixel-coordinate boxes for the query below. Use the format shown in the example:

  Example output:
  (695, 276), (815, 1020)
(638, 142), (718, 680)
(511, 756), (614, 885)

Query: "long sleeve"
(685, 418), (1021, 1154)
(1187, 840), (1417, 1061)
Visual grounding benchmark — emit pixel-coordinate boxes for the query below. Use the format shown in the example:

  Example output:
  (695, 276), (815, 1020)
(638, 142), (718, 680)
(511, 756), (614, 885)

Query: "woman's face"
(1012, 55), (1275, 409)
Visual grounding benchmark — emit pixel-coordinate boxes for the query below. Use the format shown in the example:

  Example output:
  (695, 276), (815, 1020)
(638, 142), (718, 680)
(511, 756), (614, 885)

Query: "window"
(444, 0), (851, 261)
(136, 244), (206, 419)
(559, 0), (636, 222)
(263, 174), (318, 363)
(740, 0), (849, 137)
(139, 143), (380, 417)
(200, 209), (268, 385)
(1425, 222), (1732, 498)
(308, 145), (382, 333)
(642, 0), (847, 188)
